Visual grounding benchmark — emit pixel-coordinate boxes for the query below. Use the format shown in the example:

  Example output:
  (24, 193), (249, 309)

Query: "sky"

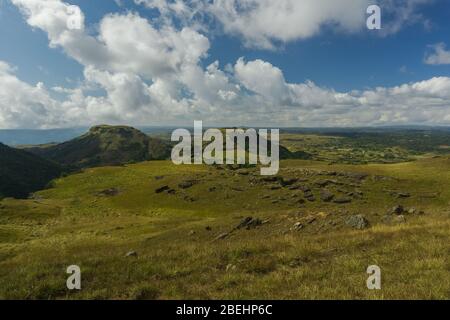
(0, 0), (450, 128)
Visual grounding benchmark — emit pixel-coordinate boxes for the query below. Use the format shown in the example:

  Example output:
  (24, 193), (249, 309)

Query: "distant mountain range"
(2, 126), (450, 146)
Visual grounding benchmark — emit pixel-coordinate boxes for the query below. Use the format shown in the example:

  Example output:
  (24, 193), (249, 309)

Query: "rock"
(315, 179), (338, 187)
(98, 188), (120, 196)
(155, 185), (170, 194)
(214, 233), (229, 241)
(299, 185), (311, 192)
(178, 180), (197, 189)
(236, 217), (263, 230)
(293, 222), (304, 231)
(345, 172), (369, 181)
(390, 205), (404, 215)
(304, 191), (316, 202)
(261, 176), (280, 183)
(396, 192), (411, 199)
(407, 207), (417, 214)
(306, 217), (316, 224)
(320, 190), (334, 202)
(280, 178), (298, 187)
(333, 197), (352, 204)
(345, 215), (369, 230)
(126, 251), (138, 257)
(183, 196), (196, 202)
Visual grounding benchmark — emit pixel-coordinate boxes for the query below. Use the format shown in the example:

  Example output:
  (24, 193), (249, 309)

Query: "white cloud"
(0, 61), (62, 128)
(425, 43), (450, 65)
(136, 0), (434, 49)
(2, 0), (449, 129)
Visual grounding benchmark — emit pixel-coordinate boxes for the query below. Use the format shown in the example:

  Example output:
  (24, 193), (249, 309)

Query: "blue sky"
(1, 0), (450, 128)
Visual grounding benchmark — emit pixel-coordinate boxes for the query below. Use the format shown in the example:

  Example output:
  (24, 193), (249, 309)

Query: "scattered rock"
(98, 188), (120, 196)
(390, 191), (411, 198)
(125, 251), (138, 257)
(345, 215), (369, 230)
(304, 191), (316, 202)
(235, 217), (263, 230)
(333, 197), (352, 204)
(280, 178), (298, 187)
(345, 172), (369, 181)
(298, 185), (311, 192)
(214, 233), (229, 241)
(292, 222), (304, 231)
(178, 180), (197, 189)
(261, 176), (280, 183)
(183, 196), (196, 202)
(320, 190), (335, 202)
(155, 186), (170, 194)
(390, 205), (404, 215)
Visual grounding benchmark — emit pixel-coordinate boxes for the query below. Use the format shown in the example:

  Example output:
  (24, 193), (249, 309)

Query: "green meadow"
(0, 154), (449, 299)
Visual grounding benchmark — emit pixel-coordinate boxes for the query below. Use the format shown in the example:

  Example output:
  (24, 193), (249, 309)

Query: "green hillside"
(0, 143), (61, 199)
(25, 125), (171, 169)
(0, 156), (448, 299)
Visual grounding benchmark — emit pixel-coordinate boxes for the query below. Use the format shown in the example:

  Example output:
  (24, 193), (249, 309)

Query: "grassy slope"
(0, 157), (449, 299)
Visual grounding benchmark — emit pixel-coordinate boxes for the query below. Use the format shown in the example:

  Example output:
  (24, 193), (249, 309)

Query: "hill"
(25, 125), (172, 169)
(0, 143), (61, 199)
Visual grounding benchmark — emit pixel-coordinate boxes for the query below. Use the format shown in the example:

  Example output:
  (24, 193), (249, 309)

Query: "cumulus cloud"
(136, 0), (434, 49)
(425, 43), (450, 65)
(1, 0), (449, 129)
(0, 61), (63, 128)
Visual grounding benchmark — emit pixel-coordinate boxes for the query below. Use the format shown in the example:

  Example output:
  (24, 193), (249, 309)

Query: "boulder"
(155, 186), (170, 194)
(178, 180), (197, 189)
(390, 205), (404, 215)
(236, 217), (263, 230)
(320, 190), (335, 202)
(333, 197), (352, 204)
(345, 215), (369, 230)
